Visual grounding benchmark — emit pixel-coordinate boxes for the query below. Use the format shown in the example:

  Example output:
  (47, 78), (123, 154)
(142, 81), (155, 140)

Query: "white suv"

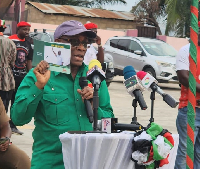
(104, 37), (178, 83)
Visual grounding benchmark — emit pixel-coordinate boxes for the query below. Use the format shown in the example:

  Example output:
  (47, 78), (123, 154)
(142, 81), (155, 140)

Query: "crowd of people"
(1, 17), (200, 169)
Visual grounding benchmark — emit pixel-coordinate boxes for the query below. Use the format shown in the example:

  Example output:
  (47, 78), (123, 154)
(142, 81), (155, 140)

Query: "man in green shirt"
(11, 20), (114, 169)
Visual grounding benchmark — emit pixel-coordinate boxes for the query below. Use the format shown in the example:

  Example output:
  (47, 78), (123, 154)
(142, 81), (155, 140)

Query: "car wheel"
(144, 68), (156, 78)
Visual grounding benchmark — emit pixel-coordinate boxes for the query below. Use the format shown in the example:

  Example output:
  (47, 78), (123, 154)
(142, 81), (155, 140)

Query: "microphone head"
(136, 71), (147, 80)
(87, 60), (106, 87)
(123, 66), (136, 80)
(79, 77), (88, 89)
(88, 59), (102, 70)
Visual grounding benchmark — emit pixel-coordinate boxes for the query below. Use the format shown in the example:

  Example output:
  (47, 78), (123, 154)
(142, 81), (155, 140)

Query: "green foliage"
(131, 0), (166, 35)
(165, 0), (191, 37)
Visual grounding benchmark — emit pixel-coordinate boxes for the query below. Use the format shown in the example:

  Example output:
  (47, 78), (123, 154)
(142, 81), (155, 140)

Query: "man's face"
(58, 51), (61, 55)
(18, 52), (25, 64)
(18, 26), (30, 38)
(56, 33), (88, 67)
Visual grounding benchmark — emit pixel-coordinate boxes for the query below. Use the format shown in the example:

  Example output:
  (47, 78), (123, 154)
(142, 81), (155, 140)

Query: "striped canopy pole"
(186, 0), (198, 168)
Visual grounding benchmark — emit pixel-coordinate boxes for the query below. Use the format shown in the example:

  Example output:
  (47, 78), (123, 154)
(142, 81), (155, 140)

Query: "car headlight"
(156, 61), (172, 67)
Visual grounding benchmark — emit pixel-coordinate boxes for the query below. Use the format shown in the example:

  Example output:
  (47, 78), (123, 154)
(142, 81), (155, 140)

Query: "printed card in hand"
(33, 39), (71, 74)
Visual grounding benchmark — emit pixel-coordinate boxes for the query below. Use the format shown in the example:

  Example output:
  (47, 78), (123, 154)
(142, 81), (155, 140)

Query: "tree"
(131, 0), (166, 35)
(165, 0), (191, 37)
(28, 0), (127, 7)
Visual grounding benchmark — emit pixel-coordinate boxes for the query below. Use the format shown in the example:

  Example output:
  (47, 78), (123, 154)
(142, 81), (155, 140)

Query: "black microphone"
(123, 66), (147, 110)
(87, 59), (106, 90)
(79, 77), (93, 123)
(137, 71), (179, 108)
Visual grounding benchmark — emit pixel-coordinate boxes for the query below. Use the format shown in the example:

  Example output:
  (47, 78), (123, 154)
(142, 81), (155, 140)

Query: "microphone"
(101, 118), (142, 133)
(79, 77), (93, 123)
(123, 66), (147, 110)
(79, 77), (94, 123)
(87, 59), (106, 90)
(137, 71), (179, 108)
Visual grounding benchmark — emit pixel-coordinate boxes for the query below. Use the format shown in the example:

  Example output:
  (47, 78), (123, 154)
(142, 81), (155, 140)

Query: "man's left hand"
(96, 35), (101, 46)
(77, 87), (94, 100)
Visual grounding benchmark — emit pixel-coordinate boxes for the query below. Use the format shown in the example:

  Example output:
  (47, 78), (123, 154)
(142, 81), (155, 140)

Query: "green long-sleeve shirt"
(11, 64), (114, 169)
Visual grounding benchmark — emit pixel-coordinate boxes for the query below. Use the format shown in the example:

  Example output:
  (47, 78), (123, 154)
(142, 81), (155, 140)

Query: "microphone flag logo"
(144, 77), (150, 85)
(124, 76), (138, 89)
(141, 73), (157, 89)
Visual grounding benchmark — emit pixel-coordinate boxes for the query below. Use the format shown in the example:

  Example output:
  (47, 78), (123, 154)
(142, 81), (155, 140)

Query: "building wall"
(166, 36), (189, 51)
(157, 35), (189, 51)
(27, 5), (137, 30)
(30, 22), (126, 45)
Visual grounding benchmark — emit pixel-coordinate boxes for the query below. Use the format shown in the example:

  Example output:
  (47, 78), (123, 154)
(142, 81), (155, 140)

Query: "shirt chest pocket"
(43, 94), (69, 125)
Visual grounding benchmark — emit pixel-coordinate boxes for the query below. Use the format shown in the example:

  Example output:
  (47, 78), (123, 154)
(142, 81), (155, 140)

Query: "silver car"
(29, 29), (54, 49)
(104, 36), (178, 83)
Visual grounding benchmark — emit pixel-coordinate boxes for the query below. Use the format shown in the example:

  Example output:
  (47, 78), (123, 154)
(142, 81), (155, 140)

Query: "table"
(59, 132), (179, 169)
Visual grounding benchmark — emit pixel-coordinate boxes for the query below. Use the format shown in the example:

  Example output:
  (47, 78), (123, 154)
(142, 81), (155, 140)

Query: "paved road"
(11, 76), (181, 158)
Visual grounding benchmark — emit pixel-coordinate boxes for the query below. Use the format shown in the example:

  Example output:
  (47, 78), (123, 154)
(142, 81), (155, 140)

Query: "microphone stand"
(93, 88), (99, 131)
(149, 86), (157, 125)
(89, 77), (106, 133)
(150, 90), (155, 124)
(131, 99), (141, 125)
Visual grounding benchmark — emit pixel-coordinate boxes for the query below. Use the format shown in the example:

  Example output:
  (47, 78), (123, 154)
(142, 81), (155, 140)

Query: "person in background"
(83, 22), (104, 65)
(11, 20), (114, 169)
(0, 96), (31, 169)
(9, 21), (33, 135)
(0, 19), (16, 113)
(175, 26), (200, 169)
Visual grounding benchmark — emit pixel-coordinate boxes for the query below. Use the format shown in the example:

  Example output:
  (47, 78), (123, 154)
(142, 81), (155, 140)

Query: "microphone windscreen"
(88, 59), (102, 70)
(137, 71), (147, 80)
(123, 66), (136, 80)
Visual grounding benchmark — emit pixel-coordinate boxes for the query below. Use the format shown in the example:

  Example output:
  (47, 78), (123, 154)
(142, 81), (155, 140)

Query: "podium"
(59, 133), (179, 169)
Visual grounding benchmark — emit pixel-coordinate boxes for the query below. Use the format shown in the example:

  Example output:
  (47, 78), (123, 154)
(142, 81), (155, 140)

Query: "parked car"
(104, 36), (178, 83)
(30, 29), (114, 87)
(29, 29), (54, 49)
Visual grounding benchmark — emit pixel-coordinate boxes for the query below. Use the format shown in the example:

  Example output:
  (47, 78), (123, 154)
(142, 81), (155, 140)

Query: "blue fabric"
(175, 107), (200, 169)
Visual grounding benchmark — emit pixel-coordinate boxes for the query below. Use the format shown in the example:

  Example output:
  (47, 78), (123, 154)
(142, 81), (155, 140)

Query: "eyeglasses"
(59, 38), (88, 48)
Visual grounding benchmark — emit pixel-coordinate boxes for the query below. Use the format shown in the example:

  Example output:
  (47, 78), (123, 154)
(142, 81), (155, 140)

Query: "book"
(32, 39), (71, 74)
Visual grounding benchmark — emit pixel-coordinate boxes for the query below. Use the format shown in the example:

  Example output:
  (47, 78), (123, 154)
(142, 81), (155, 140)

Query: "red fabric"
(198, 21), (200, 27)
(179, 46), (200, 109)
(0, 32), (3, 36)
(159, 155), (169, 167)
(163, 132), (174, 146)
(143, 146), (154, 164)
(159, 132), (174, 167)
(9, 34), (25, 41)
(84, 23), (98, 30)
(17, 21), (31, 27)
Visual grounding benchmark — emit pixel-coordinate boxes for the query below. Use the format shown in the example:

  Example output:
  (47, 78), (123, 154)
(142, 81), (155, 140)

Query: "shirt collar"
(9, 34), (25, 41)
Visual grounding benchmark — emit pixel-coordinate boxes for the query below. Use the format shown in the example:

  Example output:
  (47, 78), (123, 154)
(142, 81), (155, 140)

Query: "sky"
(103, 0), (139, 12)
(103, 0), (167, 35)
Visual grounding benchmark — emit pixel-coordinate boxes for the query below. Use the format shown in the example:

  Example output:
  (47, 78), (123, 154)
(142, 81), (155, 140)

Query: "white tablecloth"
(59, 132), (179, 169)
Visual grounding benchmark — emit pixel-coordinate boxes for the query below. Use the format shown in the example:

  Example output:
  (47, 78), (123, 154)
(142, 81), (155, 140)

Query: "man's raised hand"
(34, 61), (51, 89)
